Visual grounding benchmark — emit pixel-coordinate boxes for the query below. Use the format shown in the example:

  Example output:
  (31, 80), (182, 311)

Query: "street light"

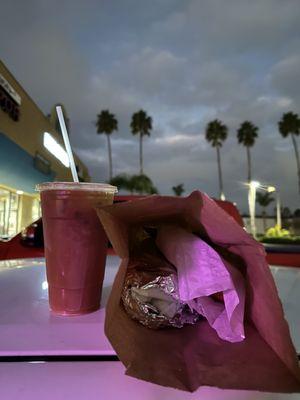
(220, 193), (226, 201)
(266, 185), (281, 229)
(245, 181), (281, 237)
(247, 180), (260, 238)
(250, 181), (261, 189)
(267, 186), (275, 192)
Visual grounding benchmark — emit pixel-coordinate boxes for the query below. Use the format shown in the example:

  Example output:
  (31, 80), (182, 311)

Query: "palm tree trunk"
(291, 134), (300, 195)
(107, 134), (113, 181)
(216, 146), (224, 199)
(139, 133), (143, 175)
(247, 146), (251, 183)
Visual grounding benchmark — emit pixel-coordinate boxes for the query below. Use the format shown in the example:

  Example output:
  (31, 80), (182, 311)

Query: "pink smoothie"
(37, 182), (117, 315)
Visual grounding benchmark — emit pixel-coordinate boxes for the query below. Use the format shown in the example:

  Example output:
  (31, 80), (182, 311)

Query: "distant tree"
(294, 209), (300, 218)
(273, 206), (292, 220)
(237, 121), (258, 183)
(109, 173), (158, 195)
(130, 174), (158, 194)
(109, 174), (133, 193)
(281, 206), (292, 229)
(292, 210), (300, 235)
(278, 112), (300, 195)
(172, 184), (185, 196)
(205, 119), (228, 200)
(281, 207), (292, 219)
(130, 110), (152, 174)
(256, 192), (274, 232)
(96, 110), (118, 181)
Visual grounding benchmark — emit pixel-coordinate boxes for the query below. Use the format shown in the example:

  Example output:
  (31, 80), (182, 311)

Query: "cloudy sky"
(1, 0), (300, 212)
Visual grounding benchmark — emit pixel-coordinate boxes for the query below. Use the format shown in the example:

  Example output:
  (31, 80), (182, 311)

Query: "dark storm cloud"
(1, 0), (300, 211)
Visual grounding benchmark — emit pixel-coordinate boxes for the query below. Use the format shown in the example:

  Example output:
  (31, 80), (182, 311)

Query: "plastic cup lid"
(36, 182), (118, 193)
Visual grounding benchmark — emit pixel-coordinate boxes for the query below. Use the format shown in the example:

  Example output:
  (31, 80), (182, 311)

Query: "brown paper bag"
(97, 191), (300, 392)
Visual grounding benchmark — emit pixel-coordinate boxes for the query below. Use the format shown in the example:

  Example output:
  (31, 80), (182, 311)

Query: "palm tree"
(281, 206), (292, 218)
(256, 192), (274, 233)
(292, 209), (300, 235)
(96, 110), (118, 181)
(281, 206), (292, 230)
(130, 174), (158, 194)
(130, 110), (152, 175)
(205, 119), (228, 200)
(278, 112), (300, 195)
(109, 174), (133, 193)
(109, 173), (158, 194)
(172, 184), (184, 196)
(237, 121), (258, 183)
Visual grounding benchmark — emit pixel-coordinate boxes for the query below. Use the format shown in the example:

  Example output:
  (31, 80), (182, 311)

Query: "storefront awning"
(0, 132), (55, 193)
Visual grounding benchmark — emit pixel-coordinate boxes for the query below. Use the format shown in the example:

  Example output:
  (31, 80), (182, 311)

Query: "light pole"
(267, 186), (281, 229)
(248, 180), (260, 238)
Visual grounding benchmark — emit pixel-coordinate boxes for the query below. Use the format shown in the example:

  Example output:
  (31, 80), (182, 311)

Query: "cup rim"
(36, 182), (118, 193)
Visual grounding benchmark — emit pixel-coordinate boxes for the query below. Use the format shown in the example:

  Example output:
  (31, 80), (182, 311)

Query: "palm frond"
(237, 121), (258, 147)
(278, 112), (300, 138)
(205, 119), (228, 147)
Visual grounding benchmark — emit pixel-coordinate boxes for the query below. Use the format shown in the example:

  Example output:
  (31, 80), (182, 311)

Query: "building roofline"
(0, 58), (85, 168)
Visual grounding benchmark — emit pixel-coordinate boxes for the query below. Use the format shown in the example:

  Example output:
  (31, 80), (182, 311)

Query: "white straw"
(56, 106), (79, 182)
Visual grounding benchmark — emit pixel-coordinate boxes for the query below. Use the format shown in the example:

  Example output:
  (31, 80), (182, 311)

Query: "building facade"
(0, 59), (90, 238)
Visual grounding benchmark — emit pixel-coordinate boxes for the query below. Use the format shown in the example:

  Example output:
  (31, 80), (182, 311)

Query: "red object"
(213, 199), (244, 227)
(0, 234), (44, 260)
(114, 194), (146, 203)
(40, 184), (114, 315)
(266, 252), (300, 268)
(115, 195), (244, 227)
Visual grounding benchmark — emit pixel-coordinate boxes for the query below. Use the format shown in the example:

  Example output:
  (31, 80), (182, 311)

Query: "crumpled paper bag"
(97, 191), (300, 393)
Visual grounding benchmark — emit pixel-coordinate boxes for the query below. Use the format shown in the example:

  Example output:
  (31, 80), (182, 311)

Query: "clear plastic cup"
(36, 182), (117, 315)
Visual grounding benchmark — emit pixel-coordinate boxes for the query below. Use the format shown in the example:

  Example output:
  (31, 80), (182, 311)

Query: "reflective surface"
(0, 256), (119, 356)
(0, 257), (299, 355)
(271, 266), (300, 352)
(0, 361), (299, 400)
(0, 258), (299, 399)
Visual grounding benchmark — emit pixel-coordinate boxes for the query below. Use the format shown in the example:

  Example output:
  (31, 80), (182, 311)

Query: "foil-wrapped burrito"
(122, 225), (245, 343)
(122, 241), (200, 329)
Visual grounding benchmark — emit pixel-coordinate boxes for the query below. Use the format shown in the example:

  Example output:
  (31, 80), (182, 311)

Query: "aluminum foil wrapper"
(121, 255), (200, 329)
